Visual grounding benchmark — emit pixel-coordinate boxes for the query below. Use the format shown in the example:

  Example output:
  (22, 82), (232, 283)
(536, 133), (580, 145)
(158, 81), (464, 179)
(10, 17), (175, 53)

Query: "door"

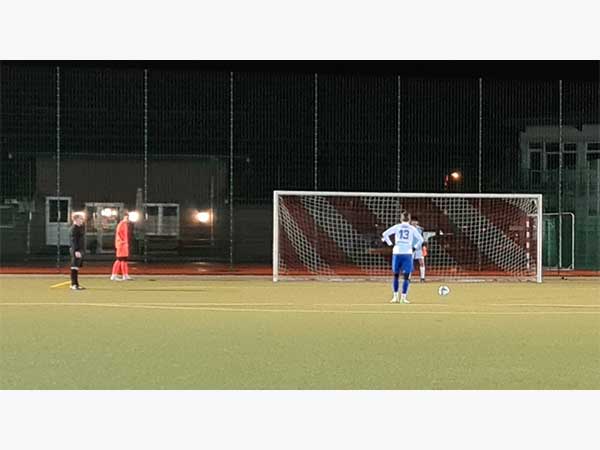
(46, 197), (71, 246)
(543, 212), (575, 270)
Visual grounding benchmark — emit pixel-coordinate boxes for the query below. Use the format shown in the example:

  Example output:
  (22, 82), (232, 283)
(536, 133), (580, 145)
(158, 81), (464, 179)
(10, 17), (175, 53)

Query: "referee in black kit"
(69, 212), (86, 290)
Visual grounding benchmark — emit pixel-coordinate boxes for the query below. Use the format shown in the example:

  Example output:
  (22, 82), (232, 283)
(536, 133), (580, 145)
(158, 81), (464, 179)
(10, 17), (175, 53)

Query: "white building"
(520, 124), (600, 269)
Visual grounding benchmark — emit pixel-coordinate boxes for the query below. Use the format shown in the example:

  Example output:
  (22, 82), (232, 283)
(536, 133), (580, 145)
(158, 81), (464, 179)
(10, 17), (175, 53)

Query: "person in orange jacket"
(111, 211), (132, 281)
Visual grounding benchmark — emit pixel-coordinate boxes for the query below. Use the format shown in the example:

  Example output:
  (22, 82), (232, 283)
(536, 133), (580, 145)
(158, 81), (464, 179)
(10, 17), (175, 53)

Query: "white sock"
(420, 264), (425, 279)
(393, 292), (399, 299)
(401, 293), (407, 300)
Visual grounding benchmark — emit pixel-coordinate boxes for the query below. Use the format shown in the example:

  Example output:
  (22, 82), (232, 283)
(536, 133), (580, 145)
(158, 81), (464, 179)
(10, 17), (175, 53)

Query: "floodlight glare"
(195, 211), (211, 223)
(450, 171), (461, 180)
(129, 211), (140, 223)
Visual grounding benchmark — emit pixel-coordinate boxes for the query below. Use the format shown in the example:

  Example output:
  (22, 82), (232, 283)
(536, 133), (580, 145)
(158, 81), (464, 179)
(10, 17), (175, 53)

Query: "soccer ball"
(438, 285), (450, 296)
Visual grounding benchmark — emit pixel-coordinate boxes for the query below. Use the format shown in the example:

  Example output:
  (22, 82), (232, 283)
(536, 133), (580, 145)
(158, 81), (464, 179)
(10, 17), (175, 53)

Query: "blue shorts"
(392, 254), (413, 275)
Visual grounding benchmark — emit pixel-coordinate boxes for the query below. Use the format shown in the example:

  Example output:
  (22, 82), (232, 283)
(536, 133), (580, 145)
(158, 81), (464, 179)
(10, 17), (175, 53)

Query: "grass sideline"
(0, 276), (599, 389)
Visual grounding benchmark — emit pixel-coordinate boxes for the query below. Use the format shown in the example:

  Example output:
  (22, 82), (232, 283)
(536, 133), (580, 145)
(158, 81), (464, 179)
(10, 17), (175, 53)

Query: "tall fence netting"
(1, 64), (598, 270)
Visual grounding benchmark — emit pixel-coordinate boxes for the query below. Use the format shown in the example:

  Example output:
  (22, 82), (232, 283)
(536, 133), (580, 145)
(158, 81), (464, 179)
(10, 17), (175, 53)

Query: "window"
(85, 206), (97, 232)
(529, 142), (543, 150)
(162, 206), (179, 235)
(587, 142), (600, 151)
(146, 206), (159, 234)
(163, 206), (178, 217)
(564, 153), (577, 168)
(587, 152), (600, 169)
(48, 199), (69, 223)
(144, 204), (179, 236)
(530, 152), (541, 170)
(564, 143), (577, 152)
(546, 142), (559, 153)
(547, 153), (559, 170)
(0, 206), (16, 228)
(587, 153), (600, 161)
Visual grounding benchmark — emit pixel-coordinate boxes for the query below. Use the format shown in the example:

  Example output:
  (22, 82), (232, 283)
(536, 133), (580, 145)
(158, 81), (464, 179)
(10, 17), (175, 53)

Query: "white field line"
(490, 303), (600, 308)
(0, 302), (295, 307)
(0, 302), (599, 315)
(2, 273), (598, 281)
(82, 286), (243, 291)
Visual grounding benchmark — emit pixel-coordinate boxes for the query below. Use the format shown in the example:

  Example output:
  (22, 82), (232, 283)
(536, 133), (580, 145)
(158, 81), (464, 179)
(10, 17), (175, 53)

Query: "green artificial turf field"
(0, 276), (598, 389)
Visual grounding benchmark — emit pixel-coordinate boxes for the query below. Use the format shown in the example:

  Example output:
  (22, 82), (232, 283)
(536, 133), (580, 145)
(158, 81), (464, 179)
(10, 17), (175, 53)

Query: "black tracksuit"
(69, 223), (85, 286)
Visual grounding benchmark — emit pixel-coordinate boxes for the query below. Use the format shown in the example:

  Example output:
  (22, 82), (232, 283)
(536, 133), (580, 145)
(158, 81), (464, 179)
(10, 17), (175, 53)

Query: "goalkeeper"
(410, 216), (427, 282)
(110, 211), (132, 281)
(381, 212), (423, 304)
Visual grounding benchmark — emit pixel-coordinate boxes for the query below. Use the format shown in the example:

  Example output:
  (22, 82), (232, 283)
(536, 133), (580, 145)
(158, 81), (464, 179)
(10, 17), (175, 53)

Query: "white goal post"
(273, 191), (543, 283)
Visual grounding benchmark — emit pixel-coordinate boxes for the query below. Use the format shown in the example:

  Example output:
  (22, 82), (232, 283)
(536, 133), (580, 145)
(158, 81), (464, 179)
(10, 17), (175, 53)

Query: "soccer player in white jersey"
(381, 212), (424, 304)
(411, 217), (427, 282)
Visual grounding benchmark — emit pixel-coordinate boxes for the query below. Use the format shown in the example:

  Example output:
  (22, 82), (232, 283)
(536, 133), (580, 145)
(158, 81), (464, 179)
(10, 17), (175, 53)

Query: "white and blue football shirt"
(382, 222), (424, 255)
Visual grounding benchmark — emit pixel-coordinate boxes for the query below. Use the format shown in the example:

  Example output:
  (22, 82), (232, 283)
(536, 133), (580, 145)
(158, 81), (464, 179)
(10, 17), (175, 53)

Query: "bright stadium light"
(195, 211), (211, 223)
(450, 171), (462, 181)
(129, 211), (140, 223)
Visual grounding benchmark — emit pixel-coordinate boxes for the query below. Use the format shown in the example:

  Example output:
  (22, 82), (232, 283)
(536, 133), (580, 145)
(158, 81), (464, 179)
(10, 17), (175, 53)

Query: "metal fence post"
(397, 76), (401, 192)
(144, 68), (148, 263)
(558, 79), (563, 271)
(314, 73), (318, 191)
(56, 66), (61, 269)
(229, 71), (234, 269)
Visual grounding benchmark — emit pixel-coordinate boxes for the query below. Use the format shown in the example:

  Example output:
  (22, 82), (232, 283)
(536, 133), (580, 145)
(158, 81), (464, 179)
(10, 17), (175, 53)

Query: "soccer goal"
(273, 191), (543, 283)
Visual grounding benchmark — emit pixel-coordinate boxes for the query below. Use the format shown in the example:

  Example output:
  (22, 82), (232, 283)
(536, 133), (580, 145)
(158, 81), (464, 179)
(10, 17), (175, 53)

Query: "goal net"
(273, 191), (542, 282)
